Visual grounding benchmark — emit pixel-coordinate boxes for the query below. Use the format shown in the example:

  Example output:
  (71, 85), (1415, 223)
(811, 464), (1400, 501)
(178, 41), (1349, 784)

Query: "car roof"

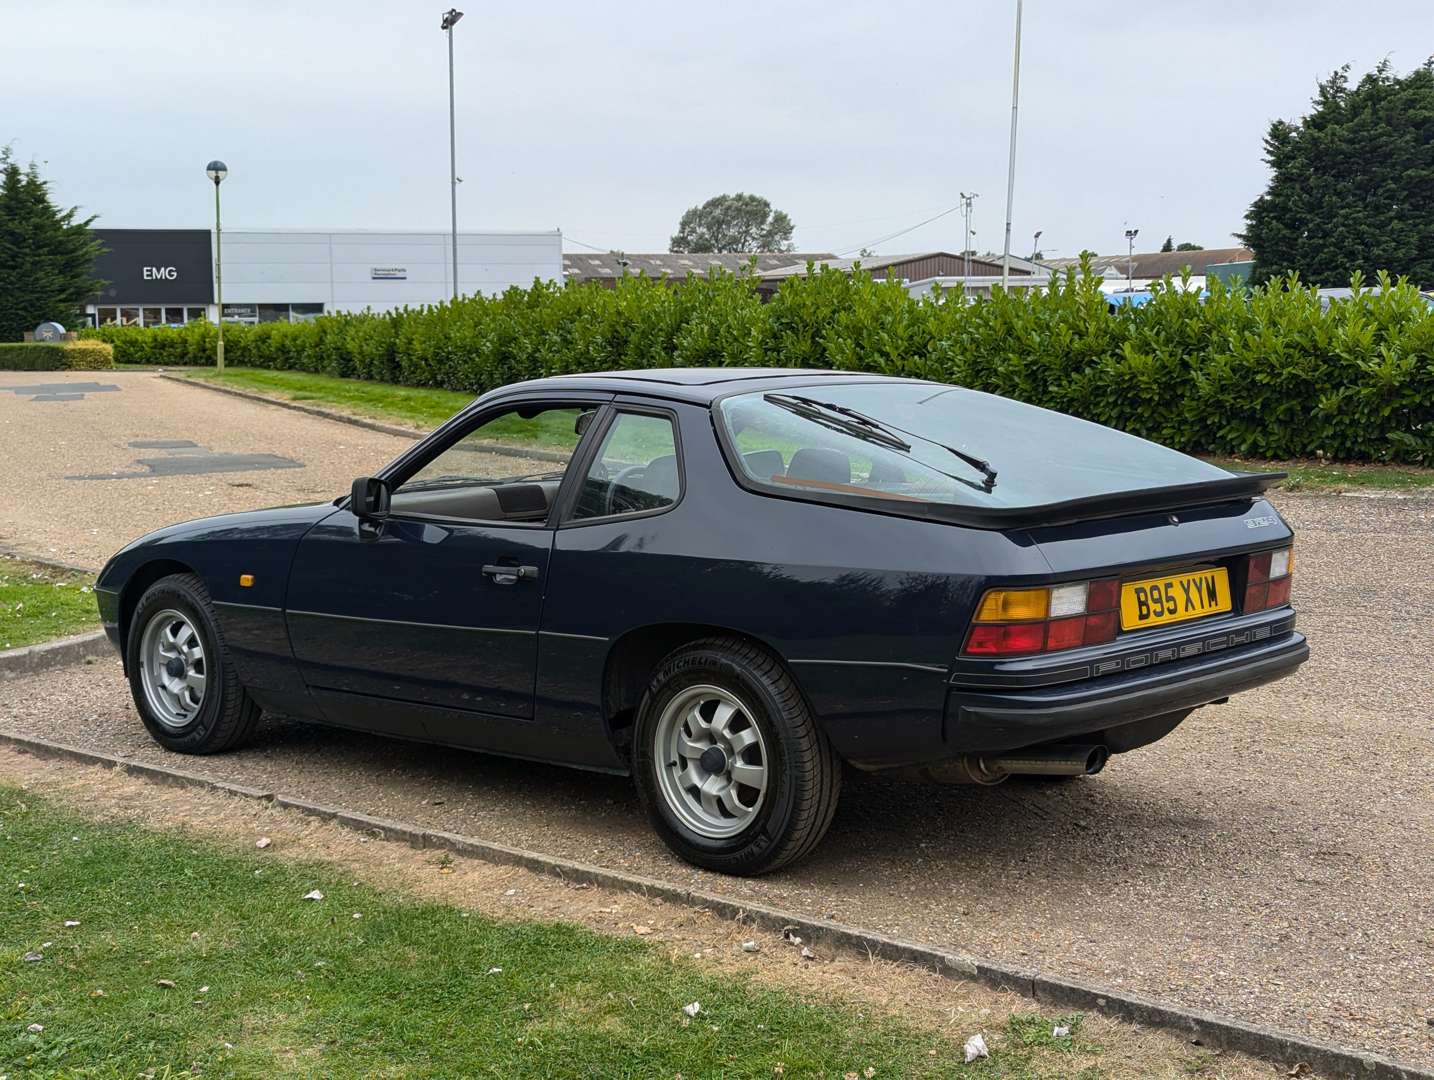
(495, 368), (920, 405)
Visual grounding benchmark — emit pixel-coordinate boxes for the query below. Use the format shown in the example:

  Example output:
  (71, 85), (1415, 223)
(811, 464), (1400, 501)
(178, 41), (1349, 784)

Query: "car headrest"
(742, 449), (786, 481)
(786, 447), (851, 485)
(643, 455), (681, 500)
(866, 456), (907, 484)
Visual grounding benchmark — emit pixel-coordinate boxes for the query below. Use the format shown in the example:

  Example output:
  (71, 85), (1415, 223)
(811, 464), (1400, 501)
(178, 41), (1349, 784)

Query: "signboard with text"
(91, 229), (215, 304)
(370, 266), (408, 280)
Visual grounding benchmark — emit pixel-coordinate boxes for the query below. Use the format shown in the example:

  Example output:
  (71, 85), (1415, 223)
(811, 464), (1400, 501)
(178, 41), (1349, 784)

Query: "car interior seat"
(785, 447), (852, 485)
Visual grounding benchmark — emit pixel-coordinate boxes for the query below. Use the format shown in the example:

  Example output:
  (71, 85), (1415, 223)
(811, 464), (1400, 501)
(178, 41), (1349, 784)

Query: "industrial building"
(86, 227), (563, 327)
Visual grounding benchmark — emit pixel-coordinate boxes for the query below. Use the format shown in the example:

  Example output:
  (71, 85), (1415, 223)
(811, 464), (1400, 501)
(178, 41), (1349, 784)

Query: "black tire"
(632, 636), (841, 876)
(125, 573), (260, 754)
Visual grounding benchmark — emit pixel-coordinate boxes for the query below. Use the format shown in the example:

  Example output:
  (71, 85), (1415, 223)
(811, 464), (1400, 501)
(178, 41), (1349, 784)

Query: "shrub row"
(0, 339), (114, 371)
(84, 268), (1434, 463)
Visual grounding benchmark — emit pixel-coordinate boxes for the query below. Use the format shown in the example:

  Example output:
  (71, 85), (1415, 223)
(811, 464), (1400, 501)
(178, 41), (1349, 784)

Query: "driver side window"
(390, 405), (591, 523)
(571, 411), (680, 520)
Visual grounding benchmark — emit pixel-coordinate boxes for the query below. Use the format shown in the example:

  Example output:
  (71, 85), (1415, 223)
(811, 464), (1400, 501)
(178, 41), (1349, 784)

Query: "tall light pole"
(1031, 229), (1042, 260)
(1000, 0), (1024, 290)
(205, 160), (228, 371)
(1124, 227), (1139, 291)
(441, 8), (464, 301)
(959, 192), (978, 278)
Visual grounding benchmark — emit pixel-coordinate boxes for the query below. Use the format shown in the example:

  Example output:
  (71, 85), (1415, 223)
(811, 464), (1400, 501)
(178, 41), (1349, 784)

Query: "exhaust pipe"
(916, 744), (1109, 785)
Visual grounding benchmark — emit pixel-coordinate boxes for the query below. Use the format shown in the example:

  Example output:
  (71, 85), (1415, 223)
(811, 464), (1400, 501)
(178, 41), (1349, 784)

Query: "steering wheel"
(605, 464), (648, 516)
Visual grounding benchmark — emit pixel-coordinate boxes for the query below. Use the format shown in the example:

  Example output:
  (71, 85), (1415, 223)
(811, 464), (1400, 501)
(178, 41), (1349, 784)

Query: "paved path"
(0, 370), (415, 569)
(2, 370), (1431, 1067)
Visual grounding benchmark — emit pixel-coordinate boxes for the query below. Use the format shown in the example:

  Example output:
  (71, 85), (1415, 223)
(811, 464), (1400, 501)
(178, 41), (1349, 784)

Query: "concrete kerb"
(0, 630), (113, 679)
(0, 544), (97, 576)
(0, 729), (1427, 1080)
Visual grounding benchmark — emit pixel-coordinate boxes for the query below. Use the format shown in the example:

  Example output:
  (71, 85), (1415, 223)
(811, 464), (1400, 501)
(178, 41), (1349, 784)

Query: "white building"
(88, 227), (563, 327)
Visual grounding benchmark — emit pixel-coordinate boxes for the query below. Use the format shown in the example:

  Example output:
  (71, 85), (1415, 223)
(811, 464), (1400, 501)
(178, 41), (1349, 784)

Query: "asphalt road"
(1, 370), (1431, 1068)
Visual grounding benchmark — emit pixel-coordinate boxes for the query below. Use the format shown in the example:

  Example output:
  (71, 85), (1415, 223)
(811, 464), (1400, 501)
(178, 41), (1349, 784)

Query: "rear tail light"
(1244, 547), (1293, 612)
(964, 578), (1120, 657)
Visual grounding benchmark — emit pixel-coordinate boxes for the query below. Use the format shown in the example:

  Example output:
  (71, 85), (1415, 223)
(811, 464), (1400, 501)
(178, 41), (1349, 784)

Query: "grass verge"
(1204, 456), (1434, 492)
(180, 367), (472, 431)
(0, 559), (97, 651)
(0, 784), (1108, 1078)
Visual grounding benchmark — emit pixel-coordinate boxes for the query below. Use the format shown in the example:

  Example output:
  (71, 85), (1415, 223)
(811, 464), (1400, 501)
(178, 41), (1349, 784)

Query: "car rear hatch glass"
(715, 382), (1278, 529)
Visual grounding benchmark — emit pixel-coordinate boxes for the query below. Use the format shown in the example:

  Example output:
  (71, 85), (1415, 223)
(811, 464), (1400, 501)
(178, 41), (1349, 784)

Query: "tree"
(1162, 235), (1203, 252)
(0, 148), (105, 340)
(1241, 59), (1434, 285)
(669, 193), (795, 253)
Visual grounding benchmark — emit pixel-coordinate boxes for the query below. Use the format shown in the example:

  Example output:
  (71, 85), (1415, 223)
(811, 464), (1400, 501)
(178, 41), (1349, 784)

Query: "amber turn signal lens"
(975, 588), (1049, 623)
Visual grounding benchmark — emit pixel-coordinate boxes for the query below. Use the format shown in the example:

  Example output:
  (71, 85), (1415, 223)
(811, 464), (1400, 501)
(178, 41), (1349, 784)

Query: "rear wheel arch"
(119, 559), (198, 660)
(602, 623), (797, 756)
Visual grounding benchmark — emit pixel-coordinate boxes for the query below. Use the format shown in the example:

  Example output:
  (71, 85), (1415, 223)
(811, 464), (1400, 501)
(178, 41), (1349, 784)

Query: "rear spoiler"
(740, 470), (1286, 531)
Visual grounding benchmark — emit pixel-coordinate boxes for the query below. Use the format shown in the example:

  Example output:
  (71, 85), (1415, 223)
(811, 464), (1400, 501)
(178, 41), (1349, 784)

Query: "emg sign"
(90, 229), (214, 304)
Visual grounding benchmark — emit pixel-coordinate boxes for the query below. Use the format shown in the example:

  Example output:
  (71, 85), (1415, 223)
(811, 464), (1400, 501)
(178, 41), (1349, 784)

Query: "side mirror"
(350, 476), (391, 520)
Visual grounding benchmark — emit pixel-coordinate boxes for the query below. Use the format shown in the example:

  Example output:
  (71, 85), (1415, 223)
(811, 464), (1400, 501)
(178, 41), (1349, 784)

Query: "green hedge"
(0, 342), (68, 370)
(0, 340), (115, 371)
(84, 267), (1434, 463)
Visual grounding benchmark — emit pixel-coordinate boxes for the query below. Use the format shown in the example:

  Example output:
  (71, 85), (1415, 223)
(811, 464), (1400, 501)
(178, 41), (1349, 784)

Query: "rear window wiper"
(763, 393), (998, 493)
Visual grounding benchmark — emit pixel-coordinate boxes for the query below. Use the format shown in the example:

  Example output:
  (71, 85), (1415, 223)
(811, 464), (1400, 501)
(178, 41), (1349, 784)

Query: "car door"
(285, 394), (610, 752)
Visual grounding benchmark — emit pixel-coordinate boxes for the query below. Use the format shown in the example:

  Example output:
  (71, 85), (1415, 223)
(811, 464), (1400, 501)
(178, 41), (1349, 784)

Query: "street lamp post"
(1031, 229), (1042, 260)
(441, 8), (464, 301)
(999, 0), (1024, 290)
(959, 192), (978, 278)
(205, 160), (228, 371)
(1124, 227), (1139, 291)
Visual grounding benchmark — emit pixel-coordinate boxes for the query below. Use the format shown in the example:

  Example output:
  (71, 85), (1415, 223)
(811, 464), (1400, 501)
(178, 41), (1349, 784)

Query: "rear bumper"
(944, 630), (1308, 753)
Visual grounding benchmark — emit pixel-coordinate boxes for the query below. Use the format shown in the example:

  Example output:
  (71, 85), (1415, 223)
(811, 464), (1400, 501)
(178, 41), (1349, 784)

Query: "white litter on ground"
(964, 1033), (989, 1063)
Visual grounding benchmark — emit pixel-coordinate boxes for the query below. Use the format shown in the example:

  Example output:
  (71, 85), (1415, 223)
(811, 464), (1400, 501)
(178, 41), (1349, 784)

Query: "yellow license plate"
(1120, 567), (1231, 630)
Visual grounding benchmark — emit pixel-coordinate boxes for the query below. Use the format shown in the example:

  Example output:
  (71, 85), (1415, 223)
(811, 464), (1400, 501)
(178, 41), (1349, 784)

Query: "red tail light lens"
(963, 578), (1121, 657)
(1243, 547), (1293, 612)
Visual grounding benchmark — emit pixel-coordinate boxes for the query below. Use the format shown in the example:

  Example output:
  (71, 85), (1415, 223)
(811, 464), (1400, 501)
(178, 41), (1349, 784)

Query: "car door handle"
(482, 563), (539, 585)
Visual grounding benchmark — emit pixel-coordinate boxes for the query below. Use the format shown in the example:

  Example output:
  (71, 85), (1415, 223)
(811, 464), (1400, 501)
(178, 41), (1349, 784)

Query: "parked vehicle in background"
(96, 369), (1308, 874)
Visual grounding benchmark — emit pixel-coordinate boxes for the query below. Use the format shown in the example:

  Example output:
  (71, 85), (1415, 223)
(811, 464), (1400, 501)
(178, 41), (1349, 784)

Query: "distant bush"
(0, 342), (67, 370)
(83, 266), (1434, 463)
(61, 339), (113, 369)
(0, 339), (116, 371)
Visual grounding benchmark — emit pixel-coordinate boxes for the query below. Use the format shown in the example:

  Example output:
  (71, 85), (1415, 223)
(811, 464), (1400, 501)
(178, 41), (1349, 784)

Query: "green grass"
(0, 560), (97, 650)
(1204, 456), (1434, 492)
(182, 368), (474, 431)
(0, 786), (1112, 1078)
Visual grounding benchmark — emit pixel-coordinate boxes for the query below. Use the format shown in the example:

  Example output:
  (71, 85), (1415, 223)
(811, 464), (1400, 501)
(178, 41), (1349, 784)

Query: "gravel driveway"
(2, 370), (1431, 1068)
(0, 370), (415, 569)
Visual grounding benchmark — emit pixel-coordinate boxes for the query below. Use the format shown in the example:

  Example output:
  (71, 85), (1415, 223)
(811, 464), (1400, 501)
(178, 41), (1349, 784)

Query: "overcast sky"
(4, 1), (1430, 259)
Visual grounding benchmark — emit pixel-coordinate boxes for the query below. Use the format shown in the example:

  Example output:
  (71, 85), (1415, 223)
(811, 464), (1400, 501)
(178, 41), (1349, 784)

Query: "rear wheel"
(126, 573), (260, 754)
(633, 637), (841, 875)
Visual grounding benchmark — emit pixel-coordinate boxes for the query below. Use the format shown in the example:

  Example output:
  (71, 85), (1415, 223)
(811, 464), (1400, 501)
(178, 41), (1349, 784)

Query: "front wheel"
(126, 573), (260, 754)
(633, 637), (841, 876)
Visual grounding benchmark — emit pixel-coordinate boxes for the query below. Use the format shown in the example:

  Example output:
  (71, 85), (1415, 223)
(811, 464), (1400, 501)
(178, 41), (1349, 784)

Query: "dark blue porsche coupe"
(97, 369), (1308, 874)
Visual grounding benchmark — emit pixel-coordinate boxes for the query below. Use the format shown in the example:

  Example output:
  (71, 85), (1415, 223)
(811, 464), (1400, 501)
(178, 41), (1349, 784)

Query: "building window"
(120, 307), (141, 326)
(290, 303), (324, 323)
(186, 307), (207, 324)
(96, 307), (119, 326)
(257, 304), (290, 324)
(222, 304), (257, 323)
(142, 307), (162, 327)
(163, 307), (186, 325)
